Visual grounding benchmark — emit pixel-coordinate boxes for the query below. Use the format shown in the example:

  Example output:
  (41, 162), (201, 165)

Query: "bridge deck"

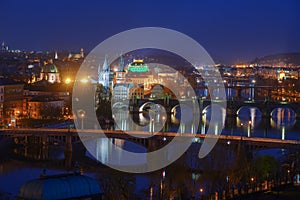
(1, 128), (299, 148)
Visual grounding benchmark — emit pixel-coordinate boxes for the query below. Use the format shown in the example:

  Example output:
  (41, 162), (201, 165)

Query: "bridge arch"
(139, 102), (155, 112)
(236, 106), (262, 117)
(270, 107), (296, 129)
(112, 102), (128, 109)
(171, 104), (179, 114)
(270, 106), (296, 118)
(171, 102), (197, 115)
(202, 104), (226, 126)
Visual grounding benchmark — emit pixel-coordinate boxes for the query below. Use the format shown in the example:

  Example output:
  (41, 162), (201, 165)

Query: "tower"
(80, 48), (84, 58)
(98, 56), (110, 88)
(55, 51), (58, 59)
(1, 41), (5, 51)
(115, 54), (126, 84)
(118, 54), (124, 71)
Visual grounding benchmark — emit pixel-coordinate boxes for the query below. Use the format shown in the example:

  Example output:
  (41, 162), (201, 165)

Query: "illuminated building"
(98, 56), (111, 88)
(127, 59), (149, 72)
(278, 69), (286, 81)
(66, 48), (85, 60)
(150, 84), (164, 99)
(28, 96), (64, 119)
(0, 78), (24, 126)
(39, 60), (61, 83)
(25, 80), (71, 105)
(129, 84), (144, 99)
(114, 54), (126, 84)
(113, 83), (132, 100)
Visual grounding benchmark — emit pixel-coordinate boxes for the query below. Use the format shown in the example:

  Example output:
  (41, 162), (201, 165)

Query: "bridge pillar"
(146, 137), (165, 171)
(261, 100), (271, 118)
(64, 133), (72, 153)
(235, 88), (242, 99)
(64, 133), (73, 169)
(227, 99), (237, 117)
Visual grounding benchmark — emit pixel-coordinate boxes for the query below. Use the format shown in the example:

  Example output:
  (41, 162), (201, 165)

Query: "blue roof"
(18, 174), (102, 200)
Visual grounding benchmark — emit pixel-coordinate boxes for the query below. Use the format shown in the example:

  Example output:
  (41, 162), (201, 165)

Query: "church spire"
(54, 51), (58, 59)
(80, 48), (84, 58)
(102, 56), (109, 71)
(1, 41), (5, 51)
(98, 56), (110, 88)
(118, 54), (124, 71)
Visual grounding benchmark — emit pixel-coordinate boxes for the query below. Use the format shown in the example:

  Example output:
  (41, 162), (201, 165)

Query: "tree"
(254, 155), (280, 182)
(95, 83), (112, 120)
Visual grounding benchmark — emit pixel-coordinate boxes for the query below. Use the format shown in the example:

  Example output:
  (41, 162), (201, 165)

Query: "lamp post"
(80, 113), (85, 130)
(199, 188), (204, 200)
(240, 123), (244, 138)
(77, 110), (86, 130)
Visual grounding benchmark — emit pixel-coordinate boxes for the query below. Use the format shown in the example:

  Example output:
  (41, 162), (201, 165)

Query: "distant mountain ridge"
(252, 53), (300, 66)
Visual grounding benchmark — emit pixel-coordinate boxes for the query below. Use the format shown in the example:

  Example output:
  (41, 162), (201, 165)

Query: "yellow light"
(65, 78), (71, 84)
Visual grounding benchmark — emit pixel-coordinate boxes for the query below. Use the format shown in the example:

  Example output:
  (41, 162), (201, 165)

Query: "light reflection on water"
(111, 105), (299, 140)
(1, 98), (300, 198)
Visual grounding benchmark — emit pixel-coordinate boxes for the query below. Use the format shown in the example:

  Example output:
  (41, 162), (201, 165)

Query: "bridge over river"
(1, 129), (299, 153)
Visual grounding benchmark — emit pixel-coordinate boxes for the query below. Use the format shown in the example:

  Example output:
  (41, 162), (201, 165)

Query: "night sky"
(1, 0), (300, 64)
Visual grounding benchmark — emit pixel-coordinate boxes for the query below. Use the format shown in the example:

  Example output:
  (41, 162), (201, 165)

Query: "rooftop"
(17, 172), (102, 200)
(0, 77), (24, 86)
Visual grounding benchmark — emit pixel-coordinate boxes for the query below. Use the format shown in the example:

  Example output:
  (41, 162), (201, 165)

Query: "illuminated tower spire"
(54, 51), (58, 59)
(103, 56), (109, 71)
(80, 48), (84, 58)
(1, 41), (5, 51)
(98, 56), (110, 88)
(118, 54), (125, 71)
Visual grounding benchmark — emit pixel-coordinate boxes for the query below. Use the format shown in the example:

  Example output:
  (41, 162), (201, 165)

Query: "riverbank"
(232, 184), (300, 200)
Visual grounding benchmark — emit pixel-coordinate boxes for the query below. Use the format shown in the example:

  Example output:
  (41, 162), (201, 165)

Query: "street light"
(240, 123), (244, 138)
(65, 77), (71, 84)
(80, 113), (85, 129)
(77, 110), (86, 130)
(200, 188), (204, 200)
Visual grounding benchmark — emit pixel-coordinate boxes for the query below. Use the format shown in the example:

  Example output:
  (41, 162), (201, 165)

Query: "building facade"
(0, 78), (24, 126)
(28, 96), (64, 119)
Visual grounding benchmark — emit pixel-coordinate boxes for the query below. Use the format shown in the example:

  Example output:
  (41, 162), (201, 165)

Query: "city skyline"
(1, 0), (300, 64)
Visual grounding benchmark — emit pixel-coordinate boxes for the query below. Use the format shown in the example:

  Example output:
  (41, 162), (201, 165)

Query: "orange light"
(65, 78), (71, 84)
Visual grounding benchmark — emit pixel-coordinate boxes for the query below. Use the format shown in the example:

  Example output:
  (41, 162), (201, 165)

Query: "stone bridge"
(114, 98), (300, 118)
(1, 129), (299, 153)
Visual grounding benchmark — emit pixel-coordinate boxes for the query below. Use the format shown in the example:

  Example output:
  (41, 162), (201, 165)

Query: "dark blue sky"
(0, 0), (299, 64)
